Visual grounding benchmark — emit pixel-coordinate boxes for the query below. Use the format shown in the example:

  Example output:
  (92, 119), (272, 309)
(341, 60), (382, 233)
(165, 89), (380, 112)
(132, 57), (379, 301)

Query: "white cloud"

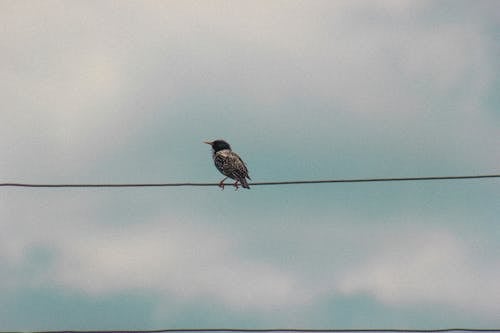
(1, 0), (498, 179)
(0, 191), (304, 310)
(52, 220), (302, 310)
(336, 226), (500, 316)
(2, 187), (500, 318)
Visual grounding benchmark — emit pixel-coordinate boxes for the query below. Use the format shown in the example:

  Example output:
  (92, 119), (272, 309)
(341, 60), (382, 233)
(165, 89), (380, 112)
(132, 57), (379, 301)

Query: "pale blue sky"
(1, 0), (499, 330)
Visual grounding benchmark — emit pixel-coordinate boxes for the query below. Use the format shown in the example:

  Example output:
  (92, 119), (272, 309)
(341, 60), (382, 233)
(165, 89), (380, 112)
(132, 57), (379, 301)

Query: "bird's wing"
(231, 153), (250, 180)
(216, 151), (250, 180)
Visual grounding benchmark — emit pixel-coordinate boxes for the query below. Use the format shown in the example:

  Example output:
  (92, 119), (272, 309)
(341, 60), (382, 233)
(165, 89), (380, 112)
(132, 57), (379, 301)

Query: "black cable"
(26, 327), (500, 333)
(0, 174), (499, 189)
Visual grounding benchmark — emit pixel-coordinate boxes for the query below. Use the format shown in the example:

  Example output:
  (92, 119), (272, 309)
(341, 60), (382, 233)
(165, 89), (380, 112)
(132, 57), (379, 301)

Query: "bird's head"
(204, 139), (231, 152)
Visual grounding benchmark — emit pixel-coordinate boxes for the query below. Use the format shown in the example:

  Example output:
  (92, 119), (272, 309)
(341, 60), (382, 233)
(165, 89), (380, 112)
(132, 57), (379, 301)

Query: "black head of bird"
(204, 139), (251, 190)
(204, 139), (231, 152)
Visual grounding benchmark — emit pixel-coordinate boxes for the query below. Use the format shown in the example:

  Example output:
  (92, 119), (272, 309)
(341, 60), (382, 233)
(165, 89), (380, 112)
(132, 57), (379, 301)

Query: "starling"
(204, 139), (251, 190)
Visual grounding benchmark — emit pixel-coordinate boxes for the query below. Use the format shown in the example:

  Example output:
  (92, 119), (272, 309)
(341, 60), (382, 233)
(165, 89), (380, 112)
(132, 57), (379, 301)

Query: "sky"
(1, 0), (499, 330)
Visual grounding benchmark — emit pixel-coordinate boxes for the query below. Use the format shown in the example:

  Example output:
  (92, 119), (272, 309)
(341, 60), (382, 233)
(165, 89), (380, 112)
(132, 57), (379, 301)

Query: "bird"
(204, 139), (251, 190)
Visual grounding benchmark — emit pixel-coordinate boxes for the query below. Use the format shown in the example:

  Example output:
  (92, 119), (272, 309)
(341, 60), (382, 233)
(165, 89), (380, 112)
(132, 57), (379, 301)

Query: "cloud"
(336, 225), (500, 316)
(2, 187), (500, 319)
(51, 219), (304, 310)
(1, 0), (498, 181)
(0, 191), (304, 311)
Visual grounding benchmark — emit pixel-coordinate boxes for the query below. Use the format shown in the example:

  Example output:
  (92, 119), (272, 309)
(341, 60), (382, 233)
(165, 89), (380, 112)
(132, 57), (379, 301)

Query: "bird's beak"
(203, 141), (213, 145)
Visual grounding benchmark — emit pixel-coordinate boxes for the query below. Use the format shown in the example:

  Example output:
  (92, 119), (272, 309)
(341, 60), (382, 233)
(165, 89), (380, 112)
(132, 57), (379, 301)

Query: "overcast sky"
(1, 0), (499, 330)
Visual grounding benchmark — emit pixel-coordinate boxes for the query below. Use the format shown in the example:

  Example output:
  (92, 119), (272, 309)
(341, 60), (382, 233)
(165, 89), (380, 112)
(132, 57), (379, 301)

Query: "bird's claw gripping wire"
(217, 178), (240, 191)
(218, 178), (227, 190)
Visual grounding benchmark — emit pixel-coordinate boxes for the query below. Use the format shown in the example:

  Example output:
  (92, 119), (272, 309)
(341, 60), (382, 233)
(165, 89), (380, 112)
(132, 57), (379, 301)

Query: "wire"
(0, 174), (499, 189)
(23, 328), (500, 333)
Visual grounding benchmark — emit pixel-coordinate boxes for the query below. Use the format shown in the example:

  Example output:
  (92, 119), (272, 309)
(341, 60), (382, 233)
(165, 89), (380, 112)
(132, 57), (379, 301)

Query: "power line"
(22, 328), (500, 333)
(0, 174), (499, 189)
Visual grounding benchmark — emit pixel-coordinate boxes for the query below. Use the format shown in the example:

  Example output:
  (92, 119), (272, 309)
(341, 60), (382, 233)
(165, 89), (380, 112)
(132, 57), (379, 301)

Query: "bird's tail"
(240, 177), (250, 189)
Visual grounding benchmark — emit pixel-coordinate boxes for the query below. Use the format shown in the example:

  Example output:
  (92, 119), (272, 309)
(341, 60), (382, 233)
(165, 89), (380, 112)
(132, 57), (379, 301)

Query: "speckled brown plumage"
(204, 139), (251, 189)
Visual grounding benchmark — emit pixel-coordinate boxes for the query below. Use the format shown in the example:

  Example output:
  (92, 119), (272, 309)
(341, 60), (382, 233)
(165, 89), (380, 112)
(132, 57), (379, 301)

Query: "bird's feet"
(218, 178), (227, 190)
(233, 181), (240, 191)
